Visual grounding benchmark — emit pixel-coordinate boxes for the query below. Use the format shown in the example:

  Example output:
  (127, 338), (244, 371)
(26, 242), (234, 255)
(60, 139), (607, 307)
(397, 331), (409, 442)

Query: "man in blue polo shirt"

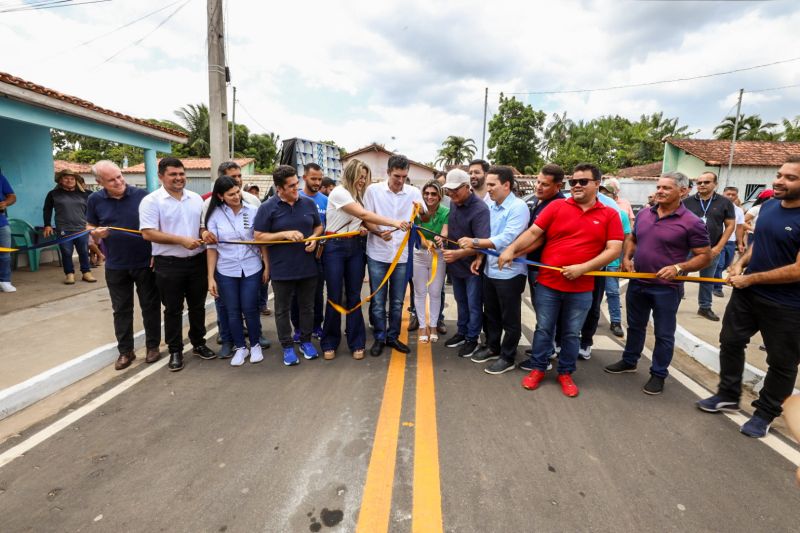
(291, 163), (328, 340)
(87, 161), (161, 370)
(254, 165), (323, 366)
(0, 171), (17, 293)
(698, 156), (800, 438)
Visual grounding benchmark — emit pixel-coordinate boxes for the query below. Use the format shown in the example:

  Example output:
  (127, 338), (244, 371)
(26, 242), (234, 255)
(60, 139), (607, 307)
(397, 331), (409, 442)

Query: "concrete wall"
(0, 117), (54, 227)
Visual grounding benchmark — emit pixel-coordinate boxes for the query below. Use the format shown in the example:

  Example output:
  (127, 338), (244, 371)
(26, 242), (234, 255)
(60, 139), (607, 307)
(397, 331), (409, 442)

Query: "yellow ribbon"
(328, 205), (420, 315)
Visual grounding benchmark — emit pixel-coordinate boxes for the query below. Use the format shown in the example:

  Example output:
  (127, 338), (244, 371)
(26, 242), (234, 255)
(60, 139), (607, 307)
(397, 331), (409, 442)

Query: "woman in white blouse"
(206, 177), (269, 366)
(320, 159), (409, 360)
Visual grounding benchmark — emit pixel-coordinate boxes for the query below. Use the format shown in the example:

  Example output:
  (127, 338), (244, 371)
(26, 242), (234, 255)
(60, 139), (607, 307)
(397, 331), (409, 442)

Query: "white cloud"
(1, 0), (798, 163)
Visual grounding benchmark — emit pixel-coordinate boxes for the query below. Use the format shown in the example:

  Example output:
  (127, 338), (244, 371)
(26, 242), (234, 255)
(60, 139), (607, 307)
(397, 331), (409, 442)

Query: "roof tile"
(666, 137), (800, 167)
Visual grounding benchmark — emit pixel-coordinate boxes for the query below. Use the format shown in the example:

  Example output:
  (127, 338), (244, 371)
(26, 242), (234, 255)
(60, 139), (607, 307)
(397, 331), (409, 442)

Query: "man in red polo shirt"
(499, 163), (623, 396)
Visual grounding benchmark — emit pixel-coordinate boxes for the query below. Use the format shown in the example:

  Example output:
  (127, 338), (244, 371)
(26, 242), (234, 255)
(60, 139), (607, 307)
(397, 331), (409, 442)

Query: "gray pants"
(272, 276), (317, 348)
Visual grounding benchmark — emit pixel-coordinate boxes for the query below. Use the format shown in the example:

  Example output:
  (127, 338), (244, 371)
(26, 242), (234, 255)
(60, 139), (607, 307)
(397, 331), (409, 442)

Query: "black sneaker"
(444, 333), (466, 348)
(518, 358), (553, 372)
(471, 345), (499, 363)
(642, 375), (665, 395)
(712, 289), (724, 298)
(697, 308), (720, 321)
(610, 322), (624, 338)
(192, 345), (216, 360)
(604, 360), (637, 374)
(484, 358), (515, 375)
(407, 313), (419, 332)
(458, 340), (479, 358)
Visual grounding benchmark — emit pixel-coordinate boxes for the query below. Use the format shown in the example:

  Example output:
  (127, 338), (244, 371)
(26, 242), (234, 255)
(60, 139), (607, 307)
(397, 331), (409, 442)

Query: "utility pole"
(481, 87), (488, 159)
(230, 86), (236, 159)
(725, 88), (743, 188)
(207, 0), (229, 175)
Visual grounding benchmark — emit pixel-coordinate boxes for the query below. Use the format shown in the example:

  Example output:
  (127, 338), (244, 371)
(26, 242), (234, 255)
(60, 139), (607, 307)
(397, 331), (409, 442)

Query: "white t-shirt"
(139, 186), (204, 257)
(729, 204), (745, 242)
(325, 185), (363, 234)
(363, 182), (423, 263)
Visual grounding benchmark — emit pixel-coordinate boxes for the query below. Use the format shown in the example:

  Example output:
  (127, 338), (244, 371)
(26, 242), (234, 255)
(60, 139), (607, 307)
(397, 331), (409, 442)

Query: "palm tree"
(783, 116), (800, 142)
(435, 135), (477, 168)
(542, 111), (573, 159)
(169, 103), (211, 156)
(714, 114), (777, 141)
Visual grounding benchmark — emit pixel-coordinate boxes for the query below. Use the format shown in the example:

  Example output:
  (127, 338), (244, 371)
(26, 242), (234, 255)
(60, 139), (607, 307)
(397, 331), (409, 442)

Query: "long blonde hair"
(341, 159), (371, 204)
(419, 179), (443, 222)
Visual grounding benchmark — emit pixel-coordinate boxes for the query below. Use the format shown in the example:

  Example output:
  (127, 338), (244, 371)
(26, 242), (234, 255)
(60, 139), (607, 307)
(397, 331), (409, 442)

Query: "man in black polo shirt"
(254, 165), (323, 366)
(698, 156), (800, 438)
(683, 171), (735, 321)
(87, 161), (161, 371)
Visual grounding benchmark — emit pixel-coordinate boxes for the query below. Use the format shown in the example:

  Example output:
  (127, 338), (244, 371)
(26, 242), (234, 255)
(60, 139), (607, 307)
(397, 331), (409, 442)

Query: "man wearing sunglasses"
(683, 171), (735, 321)
(498, 163), (623, 397)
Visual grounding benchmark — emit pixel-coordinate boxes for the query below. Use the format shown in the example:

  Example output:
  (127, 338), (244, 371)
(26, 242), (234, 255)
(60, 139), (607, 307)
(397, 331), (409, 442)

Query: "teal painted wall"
(0, 98), (172, 152)
(0, 117), (54, 227)
(663, 143), (721, 180)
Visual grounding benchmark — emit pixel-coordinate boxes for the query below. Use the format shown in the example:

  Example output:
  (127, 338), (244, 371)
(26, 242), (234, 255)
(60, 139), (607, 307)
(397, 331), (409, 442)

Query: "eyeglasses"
(695, 181), (713, 185)
(568, 178), (594, 187)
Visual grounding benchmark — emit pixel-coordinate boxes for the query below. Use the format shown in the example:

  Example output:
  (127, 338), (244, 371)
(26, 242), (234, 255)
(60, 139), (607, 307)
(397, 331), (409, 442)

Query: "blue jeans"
(367, 257), (408, 342)
(622, 280), (681, 378)
(713, 241), (736, 291)
(215, 269), (262, 348)
(58, 232), (91, 275)
(451, 274), (483, 341)
(215, 297), (232, 344)
(322, 237), (367, 352)
(531, 284), (592, 374)
(0, 225), (10, 282)
(697, 258), (718, 310)
(604, 266), (622, 323)
(258, 281), (269, 311)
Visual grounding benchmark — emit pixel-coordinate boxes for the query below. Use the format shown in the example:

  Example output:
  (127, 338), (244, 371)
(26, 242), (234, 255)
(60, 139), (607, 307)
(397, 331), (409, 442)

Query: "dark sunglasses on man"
(568, 178), (596, 187)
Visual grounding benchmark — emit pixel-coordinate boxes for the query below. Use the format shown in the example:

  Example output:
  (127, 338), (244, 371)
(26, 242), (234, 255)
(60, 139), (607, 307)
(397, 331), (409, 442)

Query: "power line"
(39, 0), (184, 62)
(236, 99), (270, 134)
(95, 0), (191, 68)
(498, 56), (800, 95)
(748, 82), (800, 93)
(0, 0), (110, 13)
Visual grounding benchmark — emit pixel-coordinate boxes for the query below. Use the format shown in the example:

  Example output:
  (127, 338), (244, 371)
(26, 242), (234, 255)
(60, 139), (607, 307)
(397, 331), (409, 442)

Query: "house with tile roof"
(0, 71), (187, 227)
(663, 137), (800, 201)
(342, 143), (436, 187)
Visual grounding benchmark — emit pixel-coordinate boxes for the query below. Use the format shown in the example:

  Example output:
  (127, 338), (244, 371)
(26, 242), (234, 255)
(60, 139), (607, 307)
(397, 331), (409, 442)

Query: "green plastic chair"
(8, 218), (61, 272)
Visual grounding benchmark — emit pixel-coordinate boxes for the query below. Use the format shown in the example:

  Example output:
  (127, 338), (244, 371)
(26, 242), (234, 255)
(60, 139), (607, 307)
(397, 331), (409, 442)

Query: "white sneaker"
(578, 346), (592, 360)
(249, 344), (263, 364)
(0, 281), (16, 292)
(230, 347), (248, 366)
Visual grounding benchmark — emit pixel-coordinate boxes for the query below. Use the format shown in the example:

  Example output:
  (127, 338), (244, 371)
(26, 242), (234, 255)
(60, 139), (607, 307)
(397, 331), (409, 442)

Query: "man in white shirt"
(364, 154), (423, 356)
(714, 186), (746, 297)
(140, 157), (215, 372)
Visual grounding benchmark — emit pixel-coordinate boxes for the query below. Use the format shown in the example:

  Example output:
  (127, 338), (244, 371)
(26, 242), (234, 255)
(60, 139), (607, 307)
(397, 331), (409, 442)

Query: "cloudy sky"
(1, 0), (799, 164)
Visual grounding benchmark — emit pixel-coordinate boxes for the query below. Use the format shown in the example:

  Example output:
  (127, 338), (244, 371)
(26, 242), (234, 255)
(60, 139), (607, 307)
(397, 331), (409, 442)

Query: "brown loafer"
(114, 351), (136, 370)
(145, 347), (161, 363)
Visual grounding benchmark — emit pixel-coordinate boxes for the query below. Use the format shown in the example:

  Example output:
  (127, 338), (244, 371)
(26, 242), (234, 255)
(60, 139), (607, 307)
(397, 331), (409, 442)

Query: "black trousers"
(272, 276), (317, 348)
(153, 254), (208, 353)
(553, 275), (606, 349)
(106, 267), (161, 354)
(483, 274), (526, 362)
(717, 288), (800, 421)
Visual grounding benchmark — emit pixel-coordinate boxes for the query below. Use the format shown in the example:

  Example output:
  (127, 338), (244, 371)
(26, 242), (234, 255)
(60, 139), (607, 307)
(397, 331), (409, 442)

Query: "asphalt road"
(1, 291), (799, 533)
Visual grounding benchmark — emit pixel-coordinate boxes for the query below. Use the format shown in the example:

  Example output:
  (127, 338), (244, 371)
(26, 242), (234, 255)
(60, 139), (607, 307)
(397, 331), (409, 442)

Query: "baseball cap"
(757, 189), (774, 200)
(442, 169), (470, 190)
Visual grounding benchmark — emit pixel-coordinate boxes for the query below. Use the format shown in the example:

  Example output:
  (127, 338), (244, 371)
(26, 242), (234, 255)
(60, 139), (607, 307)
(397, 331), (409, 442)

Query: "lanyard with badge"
(698, 194), (713, 225)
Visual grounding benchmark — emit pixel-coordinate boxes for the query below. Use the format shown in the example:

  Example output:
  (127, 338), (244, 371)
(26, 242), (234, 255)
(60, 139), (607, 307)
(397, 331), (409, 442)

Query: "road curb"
(0, 299), (216, 421)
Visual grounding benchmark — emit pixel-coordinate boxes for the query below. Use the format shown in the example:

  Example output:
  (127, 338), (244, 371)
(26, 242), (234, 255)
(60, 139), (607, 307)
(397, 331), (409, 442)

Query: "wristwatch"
(472, 238), (480, 248)
(673, 264), (685, 276)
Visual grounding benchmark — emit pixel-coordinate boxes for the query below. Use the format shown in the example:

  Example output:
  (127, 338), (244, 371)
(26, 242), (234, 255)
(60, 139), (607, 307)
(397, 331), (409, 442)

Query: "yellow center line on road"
(412, 330), (443, 533)
(355, 304), (410, 533)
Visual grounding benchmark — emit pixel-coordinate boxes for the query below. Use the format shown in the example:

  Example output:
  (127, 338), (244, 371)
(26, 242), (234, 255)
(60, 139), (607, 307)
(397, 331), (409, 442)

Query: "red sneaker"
(557, 373), (579, 397)
(522, 369), (546, 390)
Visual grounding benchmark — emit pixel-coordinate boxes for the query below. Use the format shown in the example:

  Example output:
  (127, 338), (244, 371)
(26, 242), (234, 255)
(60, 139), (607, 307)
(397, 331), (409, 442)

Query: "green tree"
(51, 130), (145, 167)
(244, 132), (279, 173)
(782, 116), (800, 142)
(714, 114), (778, 141)
(165, 103), (210, 156)
(434, 135), (477, 167)
(486, 94), (546, 171)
